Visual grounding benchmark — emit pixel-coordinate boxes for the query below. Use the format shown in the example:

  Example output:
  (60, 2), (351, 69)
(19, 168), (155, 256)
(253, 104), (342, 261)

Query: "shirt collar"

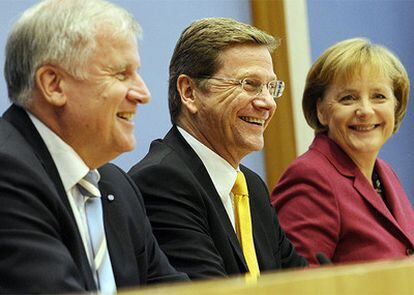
(27, 111), (92, 191)
(177, 126), (237, 199)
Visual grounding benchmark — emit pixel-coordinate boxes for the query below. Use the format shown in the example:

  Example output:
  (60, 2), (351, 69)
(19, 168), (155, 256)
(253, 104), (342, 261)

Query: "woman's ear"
(316, 97), (327, 126)
(177, 74), (198, 114)
(35, 65), (67, 107)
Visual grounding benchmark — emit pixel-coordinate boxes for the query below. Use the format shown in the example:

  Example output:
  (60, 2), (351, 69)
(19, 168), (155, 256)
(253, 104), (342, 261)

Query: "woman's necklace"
(372, 171), (383, 195)
(372, 170), (393, 213)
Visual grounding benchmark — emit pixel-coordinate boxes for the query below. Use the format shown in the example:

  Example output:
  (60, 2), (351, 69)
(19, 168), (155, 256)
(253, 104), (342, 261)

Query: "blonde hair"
(303, 38), (410, 133)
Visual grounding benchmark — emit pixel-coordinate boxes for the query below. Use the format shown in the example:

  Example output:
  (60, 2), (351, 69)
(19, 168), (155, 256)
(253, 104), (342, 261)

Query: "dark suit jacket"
(128, 126), (307, 279)
(0, 105), (186, 294)
(272, 134), (414, 265)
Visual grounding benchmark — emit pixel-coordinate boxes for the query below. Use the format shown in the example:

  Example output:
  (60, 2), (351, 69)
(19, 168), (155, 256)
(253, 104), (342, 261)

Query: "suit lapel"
(375, 161), (414, 245)
(165, 126), (248, 270)
(313, 134), (412, 244)
(3, 104), (96, 289)
(98, 173), (133, 286)
(352, 168), (414, 245)
(352, 170), (397, 225)
(3, 106), (66, 199)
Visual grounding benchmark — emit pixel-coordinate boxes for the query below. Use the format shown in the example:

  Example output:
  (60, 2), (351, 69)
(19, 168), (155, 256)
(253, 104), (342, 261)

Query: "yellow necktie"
(232, 171), (260, 280)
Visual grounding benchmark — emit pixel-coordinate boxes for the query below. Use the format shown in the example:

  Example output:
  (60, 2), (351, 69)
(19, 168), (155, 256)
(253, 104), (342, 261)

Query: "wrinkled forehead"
(95, 21), (138, 43)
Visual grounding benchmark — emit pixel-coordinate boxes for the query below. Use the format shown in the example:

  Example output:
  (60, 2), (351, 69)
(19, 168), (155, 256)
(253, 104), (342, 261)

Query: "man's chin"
(116, 137), (136, 154)
(243, 141), (264, 154)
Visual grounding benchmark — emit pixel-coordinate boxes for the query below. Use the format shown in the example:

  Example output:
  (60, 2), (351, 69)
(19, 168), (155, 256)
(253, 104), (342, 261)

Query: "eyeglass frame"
(194, 76), (285, 100)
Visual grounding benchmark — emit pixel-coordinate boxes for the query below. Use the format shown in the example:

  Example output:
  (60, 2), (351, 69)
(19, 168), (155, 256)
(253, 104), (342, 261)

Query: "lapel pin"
(107, 194), (115, 202)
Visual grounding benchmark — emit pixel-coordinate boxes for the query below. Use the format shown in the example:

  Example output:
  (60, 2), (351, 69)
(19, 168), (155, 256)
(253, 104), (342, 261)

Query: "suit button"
(406, 248), (414, 256)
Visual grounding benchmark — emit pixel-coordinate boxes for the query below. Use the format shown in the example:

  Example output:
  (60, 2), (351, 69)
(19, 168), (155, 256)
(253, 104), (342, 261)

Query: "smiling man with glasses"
(129, 17), (307, 280)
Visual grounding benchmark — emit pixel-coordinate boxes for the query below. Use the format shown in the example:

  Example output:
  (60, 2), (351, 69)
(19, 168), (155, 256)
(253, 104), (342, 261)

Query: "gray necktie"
(78, 171), (116, 294)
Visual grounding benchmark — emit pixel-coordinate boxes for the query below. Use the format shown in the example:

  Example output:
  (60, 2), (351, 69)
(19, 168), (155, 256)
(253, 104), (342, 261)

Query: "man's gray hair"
(4, 0), (142, 107)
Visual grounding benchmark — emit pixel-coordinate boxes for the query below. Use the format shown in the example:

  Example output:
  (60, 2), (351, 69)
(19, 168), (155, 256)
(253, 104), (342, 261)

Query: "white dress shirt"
(178, 126), (238, 229)
(28, 112), (95, 265)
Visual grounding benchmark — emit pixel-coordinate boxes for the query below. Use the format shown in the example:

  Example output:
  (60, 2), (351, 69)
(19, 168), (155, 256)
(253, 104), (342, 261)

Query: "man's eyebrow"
(237, 70), (277, 81)
(108, 64), (127, 71)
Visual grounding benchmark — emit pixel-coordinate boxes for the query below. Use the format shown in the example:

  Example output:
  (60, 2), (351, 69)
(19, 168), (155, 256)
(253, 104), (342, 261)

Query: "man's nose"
(253, 86), (277, 111)
(128, 73), (151, 104)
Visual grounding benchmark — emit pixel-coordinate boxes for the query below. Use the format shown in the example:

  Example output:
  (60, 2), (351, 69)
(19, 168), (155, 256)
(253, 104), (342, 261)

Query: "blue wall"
(307, 0), (414, 202)
(0, 0), (266, 178)
(1, 0), (412, 200)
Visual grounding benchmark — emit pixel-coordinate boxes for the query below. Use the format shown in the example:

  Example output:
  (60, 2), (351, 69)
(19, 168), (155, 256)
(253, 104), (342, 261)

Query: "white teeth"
(117, 112), (134, 121)
(351, 125), (376, 131)
(240, 116), (265, 126)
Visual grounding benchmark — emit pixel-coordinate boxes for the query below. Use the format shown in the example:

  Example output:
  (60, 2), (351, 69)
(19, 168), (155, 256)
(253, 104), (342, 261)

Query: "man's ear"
(177, 74), (198, 114)
(316, 97), (327, 126)
(35, 65), (67, 107)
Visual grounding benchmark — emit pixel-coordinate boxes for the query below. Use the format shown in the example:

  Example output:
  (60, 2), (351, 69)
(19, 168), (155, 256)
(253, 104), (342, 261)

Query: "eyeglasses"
(199, 76), (285, 100)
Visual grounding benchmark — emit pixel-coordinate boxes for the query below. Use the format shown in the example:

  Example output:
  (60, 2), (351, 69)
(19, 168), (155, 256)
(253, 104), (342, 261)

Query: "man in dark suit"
(0, 0), (186, 293)
(129, 17), (308, 280)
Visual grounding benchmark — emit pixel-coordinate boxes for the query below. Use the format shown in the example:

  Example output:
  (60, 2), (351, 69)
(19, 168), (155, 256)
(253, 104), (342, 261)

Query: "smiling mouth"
(349, 124), (380, 131)
(117, 112), (134, 122)
(240, 116), (265, 126)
